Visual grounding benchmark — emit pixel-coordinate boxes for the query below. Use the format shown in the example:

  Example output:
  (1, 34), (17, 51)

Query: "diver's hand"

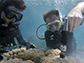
(30, 43), (36, 48)
(67, 10), (83, 32)
(26, 42), (36, 49)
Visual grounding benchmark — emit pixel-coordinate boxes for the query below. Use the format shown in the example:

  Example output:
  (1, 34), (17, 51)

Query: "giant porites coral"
(0, 48), (84, 63)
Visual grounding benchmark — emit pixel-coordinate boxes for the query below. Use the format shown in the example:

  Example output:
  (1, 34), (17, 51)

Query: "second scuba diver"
(42, 2), (84, 58)
(43, 9), (76, 58)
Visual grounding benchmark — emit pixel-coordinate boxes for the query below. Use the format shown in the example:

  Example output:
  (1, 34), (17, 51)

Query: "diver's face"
(46, 14), (61, 32)
(1, 6), (20, 24)
(46, 14), (59, 24)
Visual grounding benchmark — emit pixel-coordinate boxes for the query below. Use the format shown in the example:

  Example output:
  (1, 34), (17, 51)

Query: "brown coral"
(0, 48), (84, 63)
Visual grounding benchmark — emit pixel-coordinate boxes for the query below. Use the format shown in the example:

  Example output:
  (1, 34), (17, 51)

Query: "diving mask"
(52, 25), (57, 30)
(46, 20), (61, 30)
(4, 9), (23, 21)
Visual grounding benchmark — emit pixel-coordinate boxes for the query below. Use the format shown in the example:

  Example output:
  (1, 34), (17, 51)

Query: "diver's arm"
(61, 31), (68, 45)
(14, 26), (31, 48)
(15, 26), (27, 45)
(70, 2), (84, 14)
(67, 2), (84, 32)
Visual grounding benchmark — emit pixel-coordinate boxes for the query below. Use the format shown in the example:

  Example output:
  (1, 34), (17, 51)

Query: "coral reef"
(0, 48), (84, 63)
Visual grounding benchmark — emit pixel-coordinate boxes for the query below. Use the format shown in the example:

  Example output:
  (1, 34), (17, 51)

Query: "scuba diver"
(43, 9), (76, 58)
(0, 0), (36, 58)
(36, 2), (84, 58)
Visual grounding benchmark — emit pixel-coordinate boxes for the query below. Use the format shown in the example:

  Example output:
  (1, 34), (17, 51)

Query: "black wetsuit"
(45, 28), (76, 55)
(0, 19), (30, 50)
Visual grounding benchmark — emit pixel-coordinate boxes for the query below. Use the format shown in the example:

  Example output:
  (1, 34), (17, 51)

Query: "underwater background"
(19, 0), (84, 50)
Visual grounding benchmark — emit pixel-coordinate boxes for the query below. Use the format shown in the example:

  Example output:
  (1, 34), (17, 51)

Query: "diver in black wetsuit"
(43, 9), (76, 58)
(0, 0), (36, 55)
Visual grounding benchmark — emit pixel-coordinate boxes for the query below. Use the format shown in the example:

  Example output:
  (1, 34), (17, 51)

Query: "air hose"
(36, 24), (46, 40)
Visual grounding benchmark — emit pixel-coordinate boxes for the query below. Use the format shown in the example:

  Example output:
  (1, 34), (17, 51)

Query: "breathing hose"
(36, 24), (46, 40)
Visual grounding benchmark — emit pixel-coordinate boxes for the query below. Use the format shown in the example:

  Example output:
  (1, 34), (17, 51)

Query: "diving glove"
(26, 42), (36, 49)
(30, 43), (36, 49)
(60, 45), (67, 58)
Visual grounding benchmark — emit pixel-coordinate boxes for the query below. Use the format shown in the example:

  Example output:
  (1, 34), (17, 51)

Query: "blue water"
(19, 0), (84, 50)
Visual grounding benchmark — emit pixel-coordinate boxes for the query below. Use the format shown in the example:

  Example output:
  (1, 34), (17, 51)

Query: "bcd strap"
(54, 31), (61, 41)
